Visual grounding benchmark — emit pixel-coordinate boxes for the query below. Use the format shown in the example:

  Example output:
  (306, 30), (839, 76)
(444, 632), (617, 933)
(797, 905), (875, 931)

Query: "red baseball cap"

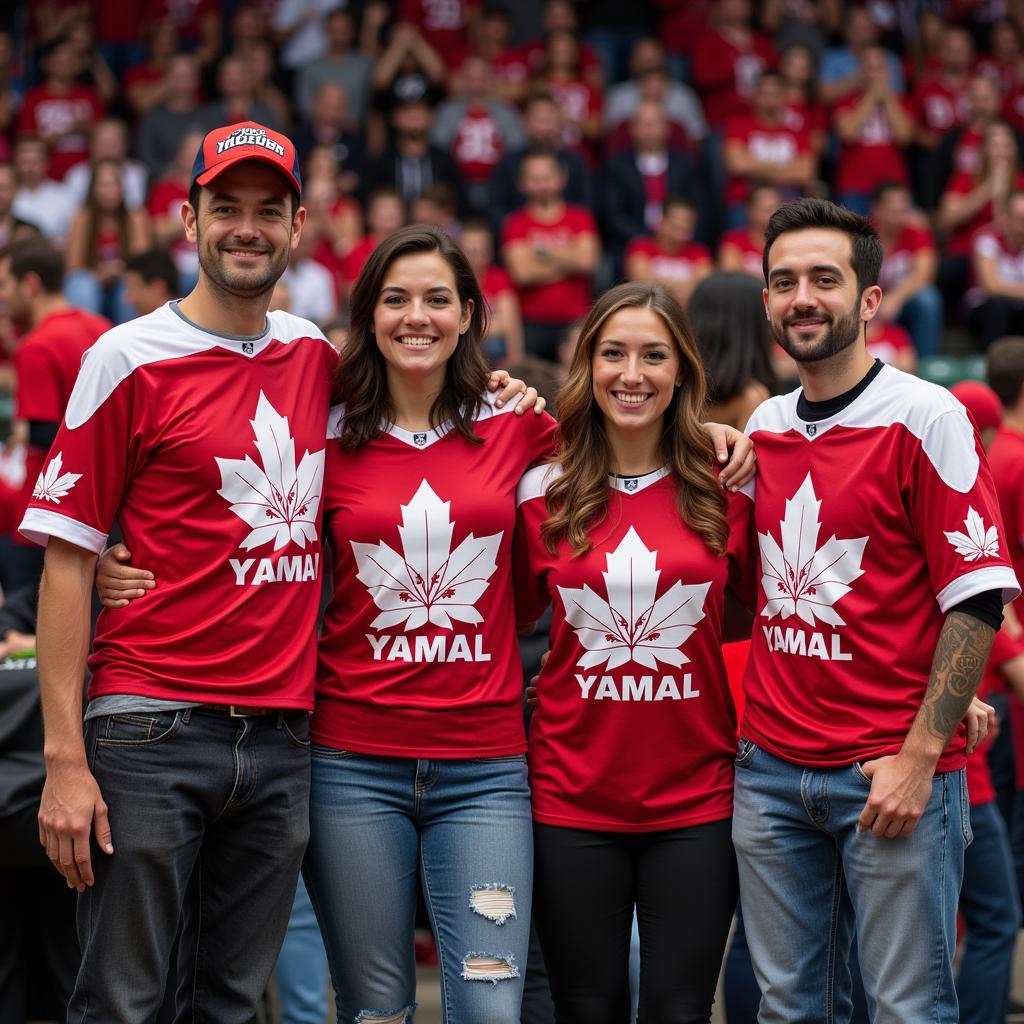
(191, 121), (302, 196)
(951, 380), (1003, 432)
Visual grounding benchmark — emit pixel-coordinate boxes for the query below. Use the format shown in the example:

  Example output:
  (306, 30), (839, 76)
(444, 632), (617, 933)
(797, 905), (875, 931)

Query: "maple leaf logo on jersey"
(558, 527), (711, 671)
(215, 392), (324, 551)
(759, 474), (867, 627)
(32, 452), (81, 504)
(944, 507), (1000, 562)
(352, 480), (501, 630)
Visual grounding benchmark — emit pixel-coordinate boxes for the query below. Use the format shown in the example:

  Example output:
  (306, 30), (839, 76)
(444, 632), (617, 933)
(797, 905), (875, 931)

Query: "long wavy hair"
(541, 282), (728, 557)
(332, 225), (490, 448)
(83, 158), (131, 270)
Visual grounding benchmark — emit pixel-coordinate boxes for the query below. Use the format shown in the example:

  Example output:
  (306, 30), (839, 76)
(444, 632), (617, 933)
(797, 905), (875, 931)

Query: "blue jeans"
(65, 268), (136, 324)
(70, 707), (311, 1024)
(276, 874), (329, 1024)
(732, 739), (969, 1024)
(305, 749), (533, 1024)
(957, 800), (1021, 1024)
(897, 285), (944, 358)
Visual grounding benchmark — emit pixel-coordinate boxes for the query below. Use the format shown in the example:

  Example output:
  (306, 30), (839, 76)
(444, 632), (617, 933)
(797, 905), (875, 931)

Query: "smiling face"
(373, 251), (473, 386)
(592, 306), (682, 440)
(183, 161), (303, 300)
(764, 227), (879, 363)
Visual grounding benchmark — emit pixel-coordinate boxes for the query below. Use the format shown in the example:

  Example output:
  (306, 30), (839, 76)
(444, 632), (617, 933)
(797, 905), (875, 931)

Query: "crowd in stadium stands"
(10, 3), (1024, 1021)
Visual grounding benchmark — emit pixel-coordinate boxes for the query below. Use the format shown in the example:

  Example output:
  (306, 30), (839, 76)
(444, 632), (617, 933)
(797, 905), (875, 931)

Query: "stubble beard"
(195, 224), (290, 300)
(772, 304), (863, 364)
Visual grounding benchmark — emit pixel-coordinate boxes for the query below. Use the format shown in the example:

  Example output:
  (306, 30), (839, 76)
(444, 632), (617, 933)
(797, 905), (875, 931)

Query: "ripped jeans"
(305, 748), (533, 1023)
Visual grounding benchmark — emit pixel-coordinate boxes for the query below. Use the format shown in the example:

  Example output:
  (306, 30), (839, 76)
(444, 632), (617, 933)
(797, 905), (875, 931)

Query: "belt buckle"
(229, 705), (255, 717)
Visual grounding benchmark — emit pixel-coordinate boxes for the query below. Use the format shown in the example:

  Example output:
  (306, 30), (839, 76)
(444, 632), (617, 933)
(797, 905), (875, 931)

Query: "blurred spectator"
(688, 270), (775, 428)
(833, 46), (915, 213)
(135, 53), (206, 178)
(304, 144), (362, 257)
(516, 1), (605, 93)
(202, 54), (282, 133)
(461, 218), (525, 366)
(977, 18), (1024, 96)
(123, 249), (180, 316)
(342, 186), (407, 289)
(146, 131), (201, 295)
(578, 0), (655, 87)
(16, 37), (104, 181)
(625, 197), (713, 308)
(241, 38), (294, 132)
(904, 10), (945, 85)
(692, 0), (776, 130)
(63, 12), (119, 107)
(718, 182), (782, 278)
(723, 70), (815, 225)
(64, 159), (152, 324)
(282, 228), (338, 326)
(914, 26), (974, 151)
(370, 21), (447, 124)
(778, 44), (828, 159)
(865, 319), (917, 373)
(0, 163), (29, 250)
(64, 119), (148, 213)
(431, 55), (525, 213)
(294, 82), (366, 189)
(969, 190), (1024, 348)
(2, 237), (110, 549)
(271, 0), (344, 70)
(819, 7), (904, 106)
(11, 136), (73, 243)
(601, 101), (703, 268)
(938, 121), (1024, 300)
(229, 3), (275, 52)
(761, 0), (841, 57)
(0, 32), (17, 163)
(295, 9), (374, 125)
(364, 98), (463, 209)
(871, 182), (942, 358)
(399, 0), (476, 66)
(603, 38), (707, 150)
(465, 5), (532, 108)
(122, 20), (182, 118)
(656, 0), (713, 75)
(147, 0), (221, 70)
(501, 148), (600, 361)
(411, 183), (460, 235)
(488, 90), (594, 234)
(535, 30), (604, 161)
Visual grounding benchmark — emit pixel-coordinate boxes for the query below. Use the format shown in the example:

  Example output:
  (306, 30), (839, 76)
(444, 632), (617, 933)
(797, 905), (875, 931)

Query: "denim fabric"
(732, 739), (968, 1024)
(305, 748), (533, 1024)
(68, 708), (311, 1024)
(957, 800), (1021, 1024)
(276, 874), (329, 1024)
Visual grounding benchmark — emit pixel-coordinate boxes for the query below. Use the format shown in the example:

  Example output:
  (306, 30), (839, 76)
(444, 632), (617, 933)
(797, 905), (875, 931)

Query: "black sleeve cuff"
(27, 420), (59, 450)
(951, 588), (1004, 631)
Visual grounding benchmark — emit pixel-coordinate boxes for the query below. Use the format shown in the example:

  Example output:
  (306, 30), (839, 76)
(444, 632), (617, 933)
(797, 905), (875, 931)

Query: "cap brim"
(195, 152), (301, 197)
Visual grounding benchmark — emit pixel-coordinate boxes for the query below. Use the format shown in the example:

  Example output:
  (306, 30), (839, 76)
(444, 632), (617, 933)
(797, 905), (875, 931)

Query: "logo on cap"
(217, 125), (285, 158)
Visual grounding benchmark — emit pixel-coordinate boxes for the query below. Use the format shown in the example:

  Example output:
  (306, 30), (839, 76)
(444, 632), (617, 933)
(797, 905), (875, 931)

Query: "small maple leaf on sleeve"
(944, 507), (1000, 562)
(32, 452), (82, 504)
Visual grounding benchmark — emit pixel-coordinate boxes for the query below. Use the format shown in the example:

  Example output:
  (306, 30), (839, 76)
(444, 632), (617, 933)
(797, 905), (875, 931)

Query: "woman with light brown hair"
(515, 281), (752, 1024)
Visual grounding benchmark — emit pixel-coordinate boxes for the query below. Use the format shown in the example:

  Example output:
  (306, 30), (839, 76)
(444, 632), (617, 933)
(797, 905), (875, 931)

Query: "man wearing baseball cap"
(18, 118), (323, 1022)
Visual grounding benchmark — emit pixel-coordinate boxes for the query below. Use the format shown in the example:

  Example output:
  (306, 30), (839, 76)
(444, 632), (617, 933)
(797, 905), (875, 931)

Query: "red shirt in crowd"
(692, 28), (776, 127)
(20, 303), (338, 708)
(16, 83), (105, 181)
(865, 322), (915, 365)
(877, 222), (935, 292)
(481, 263), (514, 308)
(988, 424), (1024, 611)
(399, 0), (479, 65)
(946, 171), (1024, 255)
(625, 237), (712, 284)
(501, 204), (598, 324)
(952, 125), (984, 176)
(913, 76), (971, 136)
(515, 465), (749, 831)
(313, 392), (557, 757)
(833, 93), (915, 196)
(719, 228), (765, 277)
(341, 235), (378, 290)
(724, 113), (812, 206)
(451, 104), (505, 184)
(740, 365), (1018, 770)
(971, 224), (1024, 304)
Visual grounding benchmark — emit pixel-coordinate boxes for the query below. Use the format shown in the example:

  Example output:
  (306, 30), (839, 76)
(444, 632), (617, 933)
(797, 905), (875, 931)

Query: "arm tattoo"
(917, 611), (994, 742)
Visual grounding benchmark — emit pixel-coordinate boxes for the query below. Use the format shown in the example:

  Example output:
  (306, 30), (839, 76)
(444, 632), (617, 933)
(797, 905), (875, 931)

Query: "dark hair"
(333, 225), (490, 448)
(416, 182), (458, 213)
(519, 146), (561, 173)
(187, 180), (301, 217)
(367, 185), (405, 208)
(663, 195), (695, 216)
(688, 271), (777, 404)
(0, 236), (64, 293)
(756, 69), (786, 88)
(125, 249), (180, 296)
(763, 197), (883, 295)
(745, 181), (782, 207)
(83, 158), (130, 269)
(871, 179), (909, 204)
(524, 89), (558, 110)
(987, 336), (1024, 407)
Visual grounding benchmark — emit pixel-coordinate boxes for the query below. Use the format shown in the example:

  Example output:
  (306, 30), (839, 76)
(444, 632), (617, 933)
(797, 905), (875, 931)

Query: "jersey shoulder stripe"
(516, 462), (563, 507)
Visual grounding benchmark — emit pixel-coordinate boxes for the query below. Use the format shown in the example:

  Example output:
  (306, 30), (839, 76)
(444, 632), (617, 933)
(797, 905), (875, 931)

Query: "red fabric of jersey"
(625, 238), (711, 282)
(833, 93), (915, 195)
(723, 114), (811, 206)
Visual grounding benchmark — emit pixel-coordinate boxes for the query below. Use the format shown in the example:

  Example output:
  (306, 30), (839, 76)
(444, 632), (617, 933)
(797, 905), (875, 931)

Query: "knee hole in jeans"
(354, 1005), (415, 1023)
(461, 952), (519, 984)
(468, 883), (516, 926)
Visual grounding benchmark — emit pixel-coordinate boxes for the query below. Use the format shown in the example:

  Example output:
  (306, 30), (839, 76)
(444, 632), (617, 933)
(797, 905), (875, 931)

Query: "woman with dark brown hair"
(515, 281), (752, 1024)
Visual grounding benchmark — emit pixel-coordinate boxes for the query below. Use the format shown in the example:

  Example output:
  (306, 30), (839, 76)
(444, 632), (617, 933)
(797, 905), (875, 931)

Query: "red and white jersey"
(833, 93), (914, 195)
(724, 114), (811, 206)
(972, 225), (1024, 300)
(515, 466), (749, 832)
(313, 394), (557, 758)
(718, 228), (764, 277)
(625, 237), (712, 283)
(740, 364), (1019, 769)
(913, 76), (971, 134)
(865, 322), (914, 365)
(877, 222), (935, 292)
(20, 302), (338, 708)
(452, 104), (503, 184)
(988, 424), (1024, 618)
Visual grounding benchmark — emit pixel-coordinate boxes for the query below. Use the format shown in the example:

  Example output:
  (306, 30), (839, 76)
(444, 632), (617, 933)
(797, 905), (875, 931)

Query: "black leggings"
(532, 817), (737, 1024)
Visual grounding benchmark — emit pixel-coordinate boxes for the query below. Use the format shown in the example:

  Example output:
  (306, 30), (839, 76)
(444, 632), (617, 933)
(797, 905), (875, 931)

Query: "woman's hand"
(487, 370), (546, 415)
(705, 423), (757, 491)
(95, 544), (155, 609)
